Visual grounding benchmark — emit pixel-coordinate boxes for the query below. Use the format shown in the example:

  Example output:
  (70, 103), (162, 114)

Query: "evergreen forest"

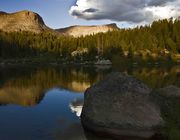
(0, 19), (179, 63)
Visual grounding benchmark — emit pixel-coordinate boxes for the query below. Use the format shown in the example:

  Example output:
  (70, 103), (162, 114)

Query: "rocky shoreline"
(0, 59), (96, 67)
(0, 58), (179, 67)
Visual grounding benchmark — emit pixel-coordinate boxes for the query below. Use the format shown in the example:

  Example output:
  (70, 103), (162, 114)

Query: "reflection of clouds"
(69, 98), (84, 117)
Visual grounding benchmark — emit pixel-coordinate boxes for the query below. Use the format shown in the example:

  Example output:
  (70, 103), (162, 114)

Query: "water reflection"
(0, 86), (44, 106)
(0, 65), (179, 106)
(0, 66), (107, 106)
(69, 98), (83, 117)
(0, 65), (179, 140)
(54, 119), (87, 140)
(131, 66), (180, 88)
(54, 121), (114, 140)
(113, 65), (180, 88)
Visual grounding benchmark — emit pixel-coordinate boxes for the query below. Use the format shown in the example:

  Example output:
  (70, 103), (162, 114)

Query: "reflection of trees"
(113, 65), (180, 88)
(0, 66), (106, 106)
(0, 65), (179, 106)
(0, 86), (44, 106)
(132, 66), (180, 88)
(2, 67), (103, 92)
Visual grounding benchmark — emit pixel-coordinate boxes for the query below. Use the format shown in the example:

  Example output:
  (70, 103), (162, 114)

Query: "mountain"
(56, 23), (119, 37)
(0, 10), (53, 33)
(0, 10), (119, 36)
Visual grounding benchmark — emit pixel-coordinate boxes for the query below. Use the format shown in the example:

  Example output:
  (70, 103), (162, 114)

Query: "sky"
(0, 0), (180, 29)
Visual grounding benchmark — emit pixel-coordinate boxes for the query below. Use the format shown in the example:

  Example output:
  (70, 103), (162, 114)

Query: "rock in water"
(81, 72), (164, 138)
(153, 85), (180, 98)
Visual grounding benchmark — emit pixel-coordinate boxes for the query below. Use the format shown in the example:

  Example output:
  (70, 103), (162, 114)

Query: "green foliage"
(0, 19), (179, 61)
(166, 38), (177, 53)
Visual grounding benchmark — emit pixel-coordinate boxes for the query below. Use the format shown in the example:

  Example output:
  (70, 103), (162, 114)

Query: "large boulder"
(81, 73), (164, 138)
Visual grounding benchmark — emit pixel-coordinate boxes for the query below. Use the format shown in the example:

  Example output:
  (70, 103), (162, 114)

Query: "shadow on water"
(0, 64), (179, 140)
(54, 120), (165, 140)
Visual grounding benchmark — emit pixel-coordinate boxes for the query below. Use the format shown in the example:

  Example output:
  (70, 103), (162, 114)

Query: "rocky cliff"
(0, 10), (52, 33)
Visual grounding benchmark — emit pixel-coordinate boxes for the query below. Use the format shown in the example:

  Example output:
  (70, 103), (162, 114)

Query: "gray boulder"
(81, 72), (164, 138)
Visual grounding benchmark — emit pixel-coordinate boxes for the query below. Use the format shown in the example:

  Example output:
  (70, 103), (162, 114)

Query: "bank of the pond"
(0, 57), (179, 67)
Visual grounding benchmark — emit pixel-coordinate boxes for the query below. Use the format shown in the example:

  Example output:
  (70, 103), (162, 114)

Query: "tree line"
(0, 18), (179, 62)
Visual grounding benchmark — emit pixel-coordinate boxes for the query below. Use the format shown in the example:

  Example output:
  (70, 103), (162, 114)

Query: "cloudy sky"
(0, 0), (179, 28)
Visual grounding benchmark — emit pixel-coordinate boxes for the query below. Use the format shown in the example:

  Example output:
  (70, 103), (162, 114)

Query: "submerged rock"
(153, 85), (180, 98)
(81, 72), (164, 138)
(151, 85), (180, 132)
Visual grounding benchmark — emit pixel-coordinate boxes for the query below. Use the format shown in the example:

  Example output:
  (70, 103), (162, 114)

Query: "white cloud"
(69, 0), (180, 24)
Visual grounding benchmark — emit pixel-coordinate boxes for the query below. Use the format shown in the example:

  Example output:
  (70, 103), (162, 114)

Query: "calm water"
(0, 65), (179, 140)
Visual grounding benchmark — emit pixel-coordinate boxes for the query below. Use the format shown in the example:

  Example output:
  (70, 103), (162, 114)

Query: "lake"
(0, 64), (179, 140)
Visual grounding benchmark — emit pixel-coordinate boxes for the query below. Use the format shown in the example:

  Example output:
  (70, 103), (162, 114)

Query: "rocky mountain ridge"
(0, 10), (119, 37)
(0, 10), (53, 33)
(56, 23), (119, 37)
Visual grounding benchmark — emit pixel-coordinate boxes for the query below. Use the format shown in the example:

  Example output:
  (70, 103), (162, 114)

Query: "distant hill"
(56, 23), (119, 37)
(0, 10), (53, 33)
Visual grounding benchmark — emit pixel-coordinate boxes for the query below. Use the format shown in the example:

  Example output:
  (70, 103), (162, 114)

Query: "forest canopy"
(0, 19), (179, 62)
